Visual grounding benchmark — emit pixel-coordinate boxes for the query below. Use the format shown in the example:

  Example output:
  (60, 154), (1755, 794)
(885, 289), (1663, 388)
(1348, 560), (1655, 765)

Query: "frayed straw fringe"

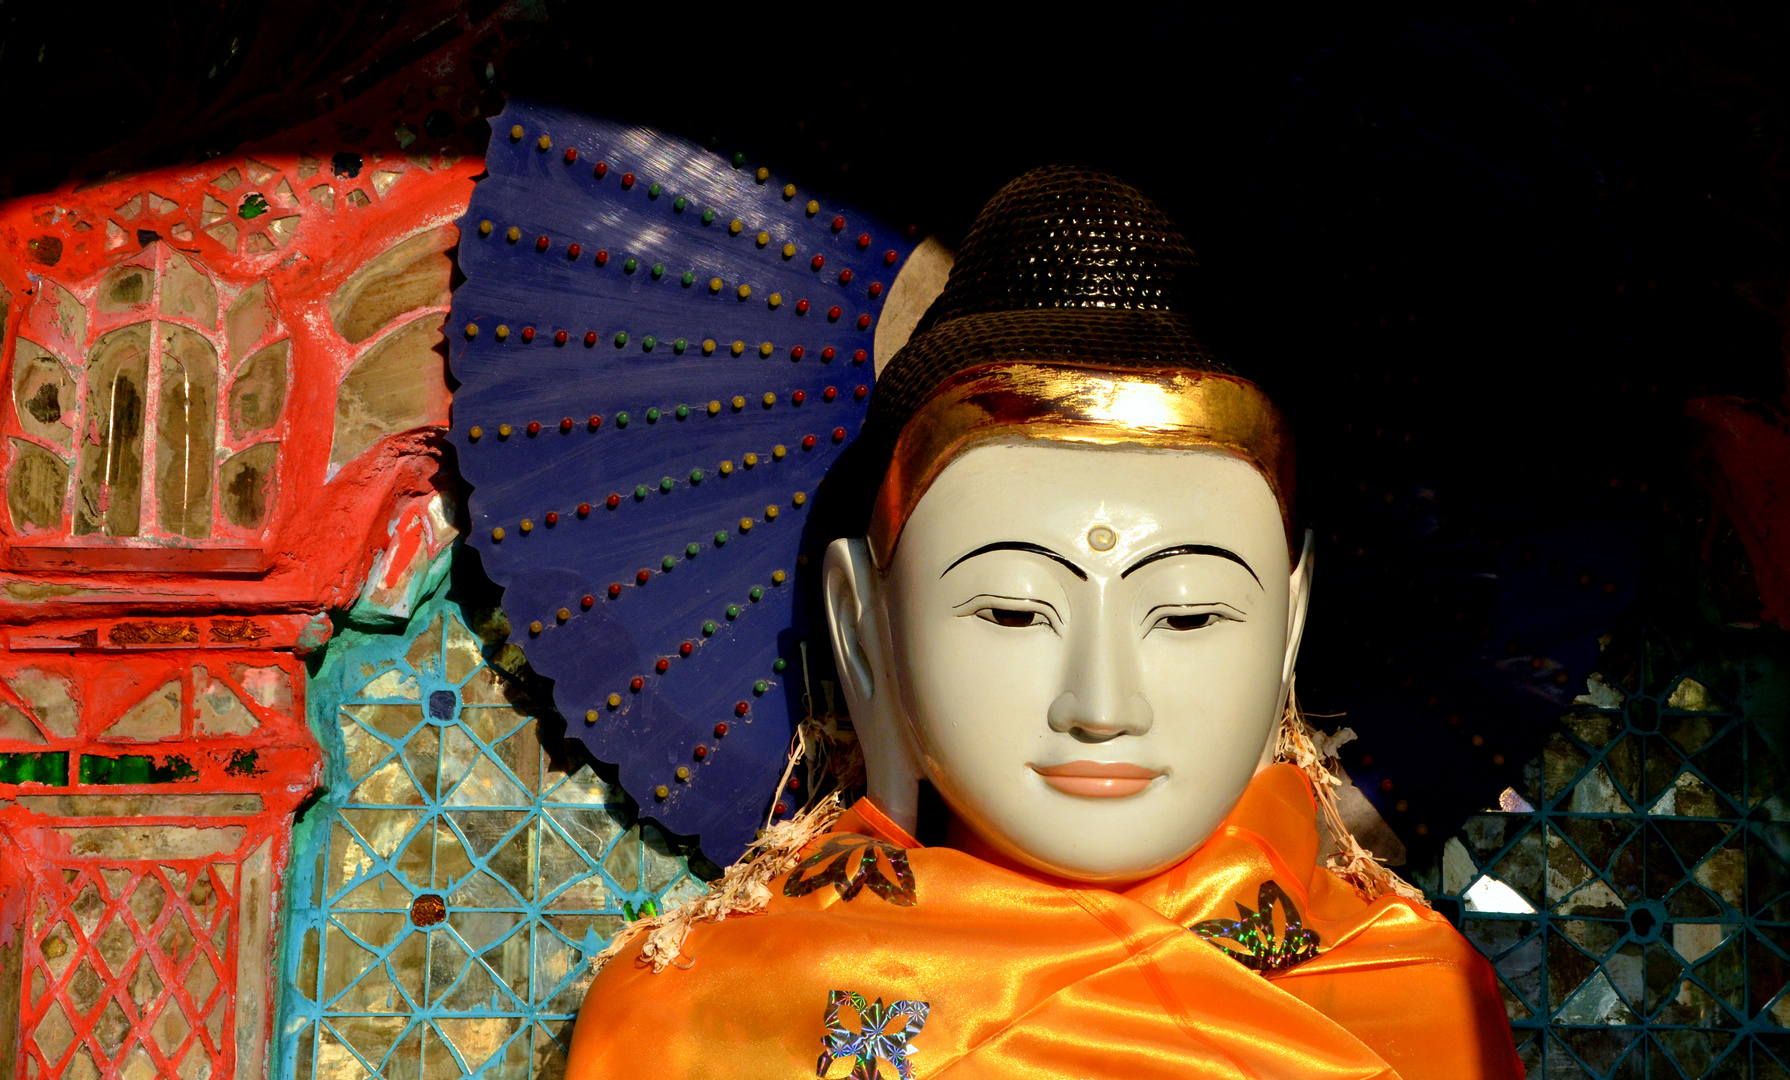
(1276, 678), (1428, 906)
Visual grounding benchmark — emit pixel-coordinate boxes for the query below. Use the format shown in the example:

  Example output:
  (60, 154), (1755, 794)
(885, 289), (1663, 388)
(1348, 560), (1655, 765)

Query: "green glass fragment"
(238, 193), (269, 220)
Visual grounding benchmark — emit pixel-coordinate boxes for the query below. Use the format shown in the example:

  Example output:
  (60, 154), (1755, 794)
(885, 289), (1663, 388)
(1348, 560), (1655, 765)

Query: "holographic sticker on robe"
(1191, 880), (1322, 974)
(816, 990), (929, 1080)
(783, 834), (916, 906)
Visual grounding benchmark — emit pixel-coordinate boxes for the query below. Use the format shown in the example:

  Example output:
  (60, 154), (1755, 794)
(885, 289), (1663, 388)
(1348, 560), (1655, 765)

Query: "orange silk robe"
(568, 765), (1522, 1079)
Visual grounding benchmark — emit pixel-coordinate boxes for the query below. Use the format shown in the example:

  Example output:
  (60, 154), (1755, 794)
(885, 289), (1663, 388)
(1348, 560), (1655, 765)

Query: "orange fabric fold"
(568, 765), (1522, 1080)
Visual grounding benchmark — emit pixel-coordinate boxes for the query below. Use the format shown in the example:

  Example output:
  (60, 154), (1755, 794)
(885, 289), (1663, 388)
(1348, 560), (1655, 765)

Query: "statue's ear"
(1281, 529), (1315, 705)
(822, 537), (879, 708)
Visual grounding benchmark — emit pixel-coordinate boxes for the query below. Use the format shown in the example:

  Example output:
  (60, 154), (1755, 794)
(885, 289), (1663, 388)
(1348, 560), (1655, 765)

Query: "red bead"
(588, 415), (603, 429)
(832, 427), (846, 442)
(637, 569), (651, 583)
(582, 594), (595, 609)
(792, 389), (806, 405)
(838, 269), (854, 285)
(608, 582), (623, 597)
(802, 434), (817, 449)
(594, 161), (608, 178)
(595, 249), (609, 265)
(621, 172), (635, 187)
(713, 721), (729, 736)
(857, 314), (872, 329)
(681, 641), (695, 656)
(827, 306), (842, 321)
(545, 510), (559, 525)
(773, 801), (787, 814)
(868, 282), (883, 298)
(606, 493), (621, 509)
(522, 326), (536, 342)
(796, 298), (810, 313)
(567, 243), (582, 259)
(554, 329), (569, 345)
(906, 224), (918, 236)
(631, 676), (645, 692)
(852, 349), (867, 363)
(584, 331), (598, 346)
(536, 235), (550, 251)
(831, 216), (845, 231)
(1380, 778), (1394, 792)
(693, 744), (708, 759)
(787, 775), (802, 791)
(790, 346), (805, 361)
(854, 384), (868, 400)
(885, 250), (898, 266)
(656, 658), (670, 673)
(577, 502), (591, 516)
(564, 147), (578, 163)
(857, 233), (871, 249)
(735, 701), (750, 716)
(527, 420), (542, 435)
(811, 254), (825, 270)
(821, 346), (836, 361)
(560, 417), (574, 431)
(823, 386), (837, 401)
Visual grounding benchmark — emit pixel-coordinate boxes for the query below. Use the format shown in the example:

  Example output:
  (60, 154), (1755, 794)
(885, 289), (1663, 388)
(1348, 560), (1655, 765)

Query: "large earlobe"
(1259, 530), (1315, 771)
(822, 537), (878, 707)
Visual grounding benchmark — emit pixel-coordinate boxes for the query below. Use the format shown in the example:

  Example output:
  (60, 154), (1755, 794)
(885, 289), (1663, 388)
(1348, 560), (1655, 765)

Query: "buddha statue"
(567, 168), (1520, 1079)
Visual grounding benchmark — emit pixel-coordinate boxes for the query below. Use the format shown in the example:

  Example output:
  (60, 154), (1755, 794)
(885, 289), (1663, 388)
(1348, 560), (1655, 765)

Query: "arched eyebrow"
(940, 542), (1089, 581)
(1121, 544), (1262, 588)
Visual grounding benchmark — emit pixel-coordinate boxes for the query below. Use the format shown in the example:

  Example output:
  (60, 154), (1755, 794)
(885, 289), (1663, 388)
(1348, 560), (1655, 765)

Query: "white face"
(825, 441), (1306, 883)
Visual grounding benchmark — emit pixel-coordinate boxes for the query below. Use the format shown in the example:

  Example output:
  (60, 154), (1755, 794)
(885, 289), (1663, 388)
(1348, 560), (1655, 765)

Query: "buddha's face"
(825, 441), (1306, 882)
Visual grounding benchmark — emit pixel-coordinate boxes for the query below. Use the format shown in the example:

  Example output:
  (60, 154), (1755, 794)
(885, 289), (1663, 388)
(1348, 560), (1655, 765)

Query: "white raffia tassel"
(1276, 680), (1428, 906)
(590, 722), (847, 975)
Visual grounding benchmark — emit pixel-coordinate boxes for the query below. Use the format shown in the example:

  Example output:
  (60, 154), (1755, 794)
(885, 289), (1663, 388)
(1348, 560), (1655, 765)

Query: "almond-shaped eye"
(1157, 612), (1220, 631)
(976, 608), (1046, 628)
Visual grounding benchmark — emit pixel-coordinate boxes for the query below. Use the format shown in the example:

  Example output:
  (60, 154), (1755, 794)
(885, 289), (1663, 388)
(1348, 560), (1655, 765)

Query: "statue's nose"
(1046, 622), (1153, 741)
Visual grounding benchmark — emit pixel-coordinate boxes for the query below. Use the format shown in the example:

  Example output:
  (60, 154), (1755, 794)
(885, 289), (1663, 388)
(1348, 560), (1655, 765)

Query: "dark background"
(4, 0), (1785, 864)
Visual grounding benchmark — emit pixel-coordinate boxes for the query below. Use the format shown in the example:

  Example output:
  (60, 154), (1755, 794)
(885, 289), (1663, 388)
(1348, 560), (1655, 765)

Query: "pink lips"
(1029, 761), (1163, 798)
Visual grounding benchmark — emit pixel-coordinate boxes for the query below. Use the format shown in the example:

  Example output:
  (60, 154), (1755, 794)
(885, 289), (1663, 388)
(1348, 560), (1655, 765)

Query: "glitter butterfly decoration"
(784, 834), (916, 906)
(1191, 880), (1322, 974)
(816, 990), (929, 1080)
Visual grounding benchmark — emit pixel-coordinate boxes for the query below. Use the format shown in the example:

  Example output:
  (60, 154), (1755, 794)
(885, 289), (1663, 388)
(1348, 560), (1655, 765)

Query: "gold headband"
(867, 363), (1295, 568)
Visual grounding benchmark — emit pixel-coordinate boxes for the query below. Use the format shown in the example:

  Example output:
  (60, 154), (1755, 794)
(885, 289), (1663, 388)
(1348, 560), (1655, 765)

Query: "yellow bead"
(510, 124), (524, 140)
(608, 693), (622, 708)
(755, 231), (770, 247)
(756, 167), (770, 182)
(768, 294), (782, 309)
(464, 323), (479, 338)
(468, 426), (483, 440)
(529, 620), (543, 634)
(676, 766), (691, 781)
(498, 424), (513, 438)
(558, 607), (571, 622)
(479, 220), (493, 235)
(744, 452), (758, 467)
(708, 400), (722, 415)
(772, 569), (787, 585)
(507, 226), (521, 242)
(759, 341), (774, 357)
(720, 460), (734, 475)
(710, 277), (724, 293)
(806, 200), (819, 215)
(792, 492), (807, 506)
(781, 243), (796, 258)
(585, 709), (599, 724)
(537, 134), (552, 150)
(772, 444), (787, 460)
(740, 517), (754, 532)
(782, 183), (796, 198)
(655, 784), (670, 799)
(522, 519), (536, 534)
(762, 392), (776, 407)
(737, 284), (752, 300)
(492, 527), (506, 541)
(495, 324), (509, 340)
(729, 219), (744, 235)
(731, 341), (746, 356)
(732, 396), (746, 410)
(703, 339), (717, 355)
(766, 505), (779, 520)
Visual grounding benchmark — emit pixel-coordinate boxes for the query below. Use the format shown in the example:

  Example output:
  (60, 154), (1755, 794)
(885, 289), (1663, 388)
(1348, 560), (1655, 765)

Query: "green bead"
(681, 271), (695, 286)
(732, 152), (746, 167)
(726, 604), (740, 619)
(614, 331), (628, 347)
(648, 182), (662, 197)
(686, 543), (700, 557)
(688, 468), (703, 482)
(624, 256), (639, 272)
(634, 485), (648, 499)
(703, 621), (717, 636)
(651, 263), (664, 278)
(663, 556), (676, 570)
(659, 477), (674, 492)
(754, 680), (768, 695)
(643, 336), (657, 351)
(714, 531), (728, 545)
(702, 209), (716, 224)
(749, 586), (764, 601)
(674, 338), (688, 354)
(616, 412), (630, 427)
(772, 658), (787, 672)
(674, 196), (688, 211)
(645, 407), (660, 422)
(676, 405), (690, 419)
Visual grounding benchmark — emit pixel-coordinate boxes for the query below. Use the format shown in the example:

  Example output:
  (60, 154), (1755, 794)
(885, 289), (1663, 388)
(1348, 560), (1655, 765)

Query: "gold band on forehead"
(867, 363), (1296, 569)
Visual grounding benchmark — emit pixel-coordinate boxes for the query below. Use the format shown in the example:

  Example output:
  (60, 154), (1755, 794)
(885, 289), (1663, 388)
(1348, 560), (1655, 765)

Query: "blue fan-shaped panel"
(448, 100), (916, 863)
